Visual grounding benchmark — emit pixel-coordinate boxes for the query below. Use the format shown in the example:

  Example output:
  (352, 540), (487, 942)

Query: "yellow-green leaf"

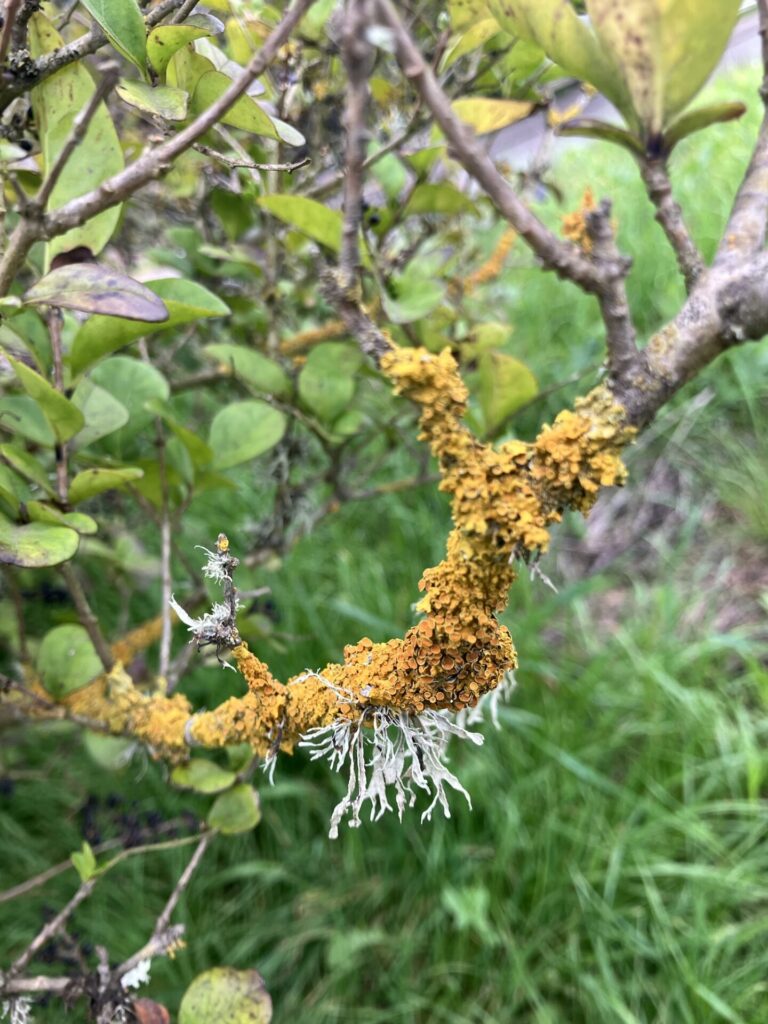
(180, 968), (271, 1024)
(5, 352), (85, 442)
(451, 97), (533, 134)
(191, 70), (279, 138)
(38, 623), (102, 697)
(441, 17), (502, 71)
(68, 466), (144, 504)
(206, 784), (262, 834)
(585, 0), (740, 134)
(208, 400), (286, 469)
(478, 350), (538, 433)
(28, 13), (125, 267)
(172, 758), (236, 794)
(147, 24), (212, 76)
(116, 79), (189, 121)
(0, 514), (79, 567)
(487, 0), (627, 117)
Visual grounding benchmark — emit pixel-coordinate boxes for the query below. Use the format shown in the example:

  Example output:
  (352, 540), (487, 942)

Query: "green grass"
(3, 64), (768, 1024)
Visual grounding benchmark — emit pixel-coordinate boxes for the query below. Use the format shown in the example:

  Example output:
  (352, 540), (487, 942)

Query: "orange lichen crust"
(462, 227), (518, 295)
(562, 187), (597, 253)
(6, 344), (634, 758)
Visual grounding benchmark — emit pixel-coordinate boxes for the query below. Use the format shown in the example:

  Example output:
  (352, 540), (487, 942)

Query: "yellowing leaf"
(449, 0), (493, 29)
(0, 514), (79, 568)
(116, 80), (189, 120)
(487, 0), (628, 117)
(147, 24), (211, 76)
(191, 70), (280, 138)
(28, 13), (125, 266)
(441, 18), (502, 71)
(451, 97), (533, 134)
(180, 967), (271, 1024)
(585, 0), (741, 134)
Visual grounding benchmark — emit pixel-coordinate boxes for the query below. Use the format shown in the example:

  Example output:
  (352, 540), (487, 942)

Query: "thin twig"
(47, 310), (70, 505)
(115, 832), (213, 980)
(338, 0), (372, 288)
(320, 271), (392, 365)
(638, 158), (704, 290)
(0, 0), (21, 63)
(58, 563), (115, 671)
(156, 420), (172, 680)
(9, 878), (96, 977)
(194, 143), (310, 173)
(171, 0), (199, 23)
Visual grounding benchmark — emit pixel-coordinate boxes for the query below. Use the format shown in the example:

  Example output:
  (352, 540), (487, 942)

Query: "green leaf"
(147, 24), (212, 76)
(117, 79), (189, 120)
(82, 731), (135, 769)
(556, 118), (644, 155)
(68, 466), (144, 504)
(71, 379), (130, 448)
(207, 783), (262, 834)
(450, 97), (533, 134)
(0, 443), (55, 496)
(383, 274), (446, 325)
(28, 13), (125, 267)
(487, 0), (628, 117)
(0, 514), (79, 567)
(71, 841), (98, 882)
(147, 404), (213, 467)
(172, 758), (237, 794)
(79, 0), (147, 72)
(258, 195), (342, 252)
(191, 71), (280, 138)
(180, 967), (272, 1024)
(202, 343), (291, 398)
(298, 342), (362, 422)
(663, 101), (747, 152)
(5, 352), (85, 442)
(26, 502), (98, 535)
(0, 397), (55, 446)
(38, 624), (104, 697)
(89, 357), (169, 436)
(70, 278), (229, 375)
(585, 0), (740, 134)
(404, 182), (478, 217)
(477, 351), (538, 432)
(208, 401), (286, 470)
(25, 264), (169, 321)
(441, 17), (503, 71)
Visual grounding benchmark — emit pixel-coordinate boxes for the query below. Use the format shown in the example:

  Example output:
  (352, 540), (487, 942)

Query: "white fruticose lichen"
(1, 999), (33, 1024)
(195, 544), (233, 584)
(457, 670), (517, 730)
(120, 957), (152, 991)
(301, 702), (484, 840)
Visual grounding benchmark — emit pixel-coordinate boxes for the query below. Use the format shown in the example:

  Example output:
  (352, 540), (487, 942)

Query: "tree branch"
(716, 1), (768, 265)
(338, 0), (372, 288)
(374, 0), (603, 294)
(638, 157), (704, 290)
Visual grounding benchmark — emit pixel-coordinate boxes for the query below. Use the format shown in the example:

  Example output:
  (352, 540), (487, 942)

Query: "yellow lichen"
(562, 187), (597, 253)
(462, 227), (518, 295)
(7, 341), (635, 761)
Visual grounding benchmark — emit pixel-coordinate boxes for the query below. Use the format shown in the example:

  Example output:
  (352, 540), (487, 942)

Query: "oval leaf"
(25, 264), (170, 321)
(70, 279), (229, 375)
(147, 24), (212, 76)
(68, 466), (144, 504)
(28, 13), (125, 266)
(117, 80), (189, 121)
(202, 344), (291, 398)
(171, 758), (237, 794)
(207, 784), (262, 834)
(298, 342), (362, 422)
(179, 967), (271, 1024)
(25, 501), (98, 535)
(209, 401), (286, 469)
(0, 514), (79, 567)
(71, 379), (130, 448)
(450, 97), (533, 134)
(191, 71), (279, 138)
(38, 623), (103, 697)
